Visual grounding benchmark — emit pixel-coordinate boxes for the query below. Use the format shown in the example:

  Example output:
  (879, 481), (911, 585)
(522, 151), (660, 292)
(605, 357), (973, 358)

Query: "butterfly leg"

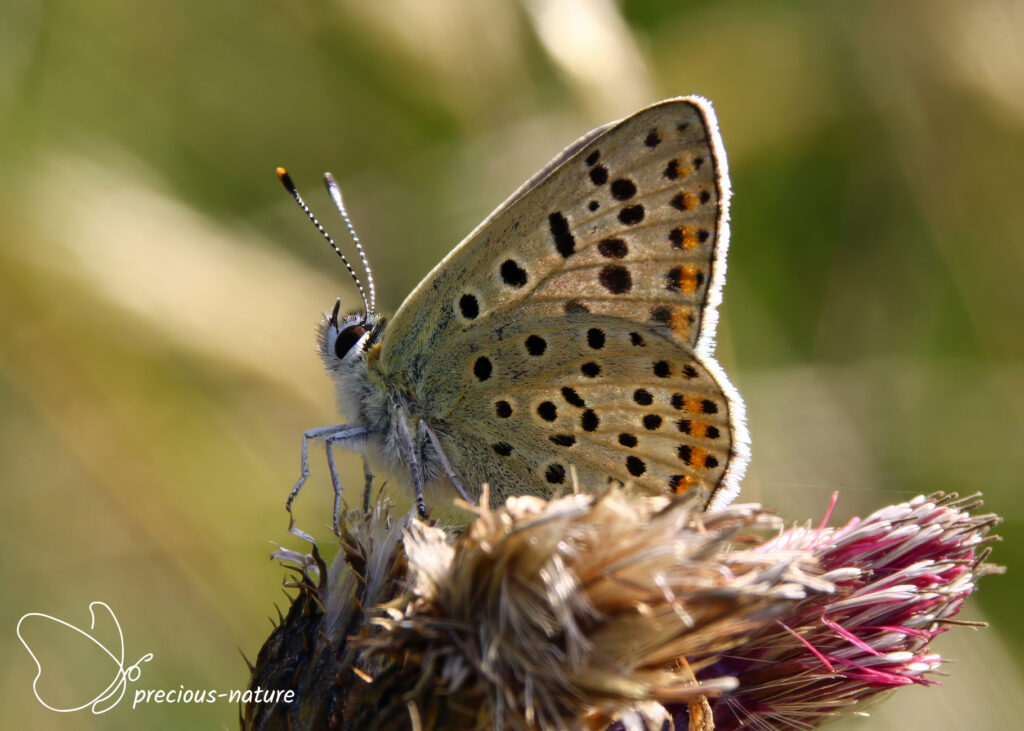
(289, 424), (368, 531)
(394, 405), (428, 519)
(324, 435), (346, 535)
(361, 456), (374, 513)
(418, 421), (475, 505)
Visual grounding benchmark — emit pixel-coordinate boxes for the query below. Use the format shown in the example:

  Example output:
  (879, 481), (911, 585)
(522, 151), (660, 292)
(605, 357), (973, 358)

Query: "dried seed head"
(242, 492), (1000, 731)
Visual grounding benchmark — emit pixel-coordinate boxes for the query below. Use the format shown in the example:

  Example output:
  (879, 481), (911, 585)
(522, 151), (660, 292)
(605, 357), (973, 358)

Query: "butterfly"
(278, 96), (749, 525)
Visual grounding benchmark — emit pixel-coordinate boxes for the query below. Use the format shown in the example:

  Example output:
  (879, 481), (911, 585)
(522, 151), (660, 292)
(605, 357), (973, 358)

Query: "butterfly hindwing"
(423, 315), (737, 500)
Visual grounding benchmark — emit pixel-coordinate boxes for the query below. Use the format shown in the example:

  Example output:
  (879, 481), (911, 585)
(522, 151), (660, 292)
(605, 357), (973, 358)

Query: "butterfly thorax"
(319, 311), (448, 485)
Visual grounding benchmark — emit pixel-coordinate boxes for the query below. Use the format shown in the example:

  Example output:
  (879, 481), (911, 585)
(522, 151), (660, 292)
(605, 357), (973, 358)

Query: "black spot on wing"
(548, 212), (576, 258)
(459, 294), (479, 319)
(597, 238), (628, 259)
(651, 306), (672, 325)
(537, 401), (557, 421)
(618, 205), (644, 225)
(545, 463), (566, 484)
(474, 357), (492, 381)
(610, 179), (637, 201)
(642, 414), (662, 430)
(626, 456), (646, 477)
(599, 265), (632, 294)
(500, 259), (528, 288)
(561, 387), (586, 407)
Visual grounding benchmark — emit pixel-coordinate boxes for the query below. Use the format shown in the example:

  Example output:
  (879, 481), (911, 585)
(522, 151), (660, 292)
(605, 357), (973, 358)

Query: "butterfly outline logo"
(16, 601), (153, 714)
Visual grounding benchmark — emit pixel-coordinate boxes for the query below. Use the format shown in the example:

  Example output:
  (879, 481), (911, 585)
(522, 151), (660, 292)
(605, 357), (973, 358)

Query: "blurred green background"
(2, 1), (1021, 728)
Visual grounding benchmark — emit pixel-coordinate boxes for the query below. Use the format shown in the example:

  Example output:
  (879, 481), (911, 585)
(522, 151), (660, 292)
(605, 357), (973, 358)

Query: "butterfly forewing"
(381, 97), (728, 357)
(516, 104), (727, 354)
(376, 96), (747, 505)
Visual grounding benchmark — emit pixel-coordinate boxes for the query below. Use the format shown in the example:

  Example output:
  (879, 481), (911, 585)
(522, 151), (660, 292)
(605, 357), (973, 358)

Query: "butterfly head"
(318, 299), (384, 373)
(276, 167), (385, 374)
(276, 166), (381, 359)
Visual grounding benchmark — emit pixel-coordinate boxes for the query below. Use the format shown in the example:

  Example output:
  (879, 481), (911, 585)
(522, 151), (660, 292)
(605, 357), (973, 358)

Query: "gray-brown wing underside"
(377, 97), (748, 506)
(379, 97), (732, 362)
(422, 315), (742, 504)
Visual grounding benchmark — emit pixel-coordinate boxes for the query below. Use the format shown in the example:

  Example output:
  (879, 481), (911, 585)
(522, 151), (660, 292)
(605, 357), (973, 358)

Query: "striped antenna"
(276, 167), (370, 318)
(324, 173), (376, 314)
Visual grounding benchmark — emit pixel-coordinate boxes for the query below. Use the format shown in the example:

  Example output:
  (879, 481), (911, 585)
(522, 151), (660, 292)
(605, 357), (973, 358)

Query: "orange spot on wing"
(669, 227), (705, 251)
(652, 304), (693, 340)
(683, 396), (703, 413)
(676, 265), (701, 294)
(672, 475), (698, 494)
(674, 162), (694, 179)
(676, 192), (695, 210)
(670, 307), (691, 340)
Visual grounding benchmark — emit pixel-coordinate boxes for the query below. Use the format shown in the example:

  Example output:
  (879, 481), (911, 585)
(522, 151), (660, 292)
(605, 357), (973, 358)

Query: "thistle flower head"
(700, 493), (1001, 730)
(242, 492), (1000, 731)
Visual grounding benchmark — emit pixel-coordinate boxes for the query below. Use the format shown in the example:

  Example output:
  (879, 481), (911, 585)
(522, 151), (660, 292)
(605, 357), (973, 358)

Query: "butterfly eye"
(334, 325), (367, 358)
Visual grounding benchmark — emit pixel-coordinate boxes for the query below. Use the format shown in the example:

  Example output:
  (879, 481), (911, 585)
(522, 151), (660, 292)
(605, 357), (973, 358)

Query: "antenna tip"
(276, 167), (296, 192)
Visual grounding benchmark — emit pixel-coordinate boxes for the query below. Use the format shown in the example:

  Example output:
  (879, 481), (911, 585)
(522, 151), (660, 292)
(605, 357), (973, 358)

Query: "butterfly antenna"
(276, 167), (370, 318)
(324, 172), (376, 314)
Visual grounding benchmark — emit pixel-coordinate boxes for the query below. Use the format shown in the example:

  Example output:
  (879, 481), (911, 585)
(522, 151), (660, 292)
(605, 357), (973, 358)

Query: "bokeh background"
(2, 1), (1021, 728)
